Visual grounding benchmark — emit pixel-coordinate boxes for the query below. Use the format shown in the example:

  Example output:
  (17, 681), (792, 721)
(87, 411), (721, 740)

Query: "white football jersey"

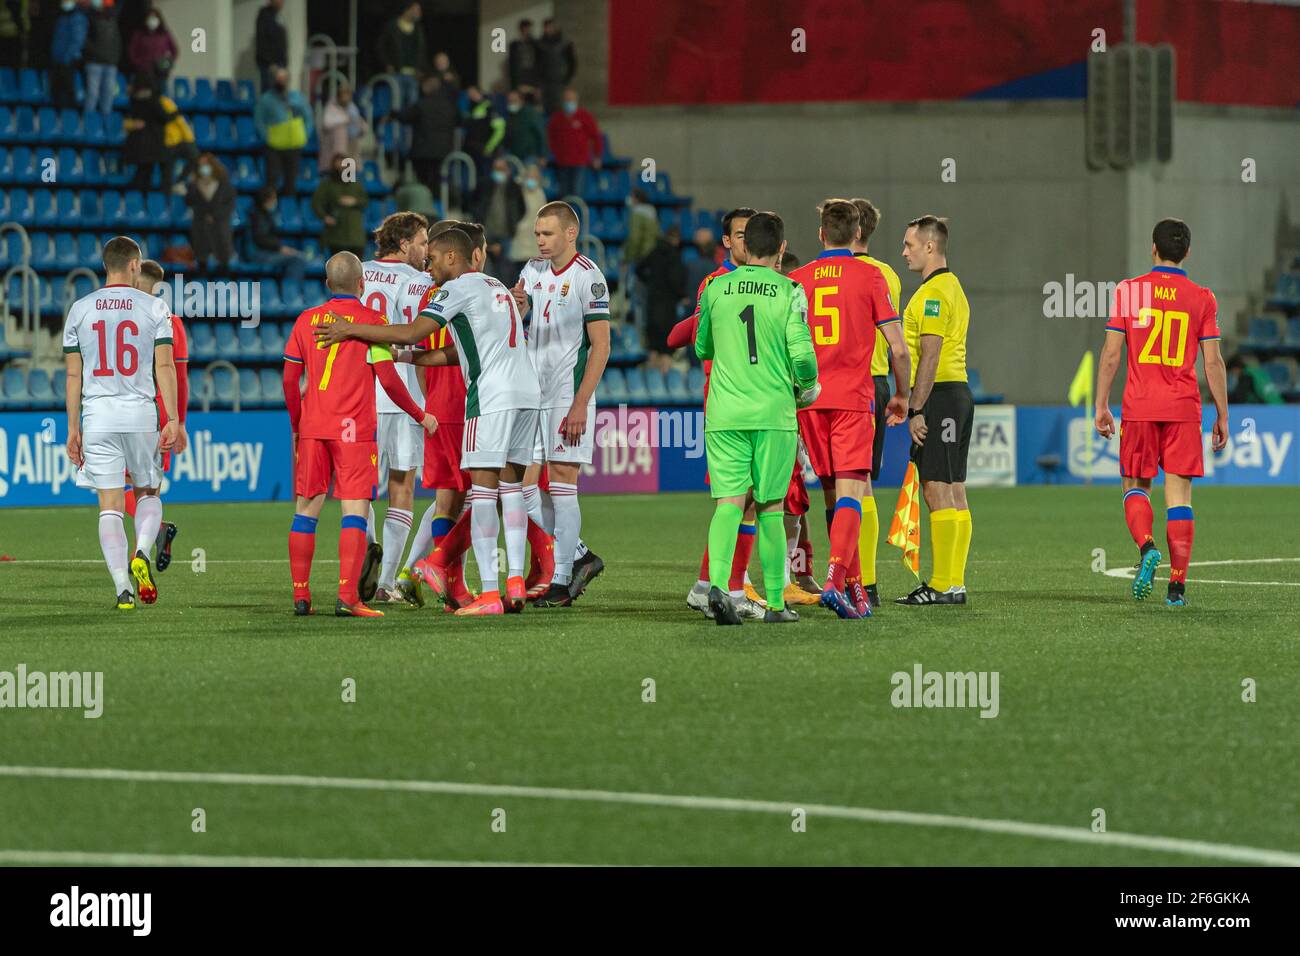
(518, 254), (611, 409)
(420, 271), (541, 418)
(62, 284), (173, 432)
(363, 258), (429, 414)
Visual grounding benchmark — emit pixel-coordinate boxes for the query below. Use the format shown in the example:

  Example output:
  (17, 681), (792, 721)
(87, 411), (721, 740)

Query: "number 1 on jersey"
(739, 305), (758, 364)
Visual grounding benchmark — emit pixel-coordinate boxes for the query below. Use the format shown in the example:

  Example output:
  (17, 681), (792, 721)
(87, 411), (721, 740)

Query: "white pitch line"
(0, 764), (1294, 866)
(1103, 556), (1300, 586)
(0, 559), (288, 565)
(0, 849), (586, 867)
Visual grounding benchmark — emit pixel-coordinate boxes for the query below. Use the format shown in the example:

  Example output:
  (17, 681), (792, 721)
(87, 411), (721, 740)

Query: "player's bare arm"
(408, 343), (459, 367)
(880, 322), (911, 425)
(908, 333), (944, 442)
(1201, 337), (1230, 452)
(313, 312), (438, 347)
(510, 277), (530, 317)
(154, 343), (186, 455)
(1094, 329), (1125, 439)
(565, 319), (610, 444)
(64, 350), (84, 468)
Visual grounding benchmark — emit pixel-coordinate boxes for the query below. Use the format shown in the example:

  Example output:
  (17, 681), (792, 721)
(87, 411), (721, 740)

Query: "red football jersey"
(416, 284), (467, 424)
(788, 250), (898, 411)
(284, 295), (389, 440)
(156, 314), (187, 429)
(1106, 266), (1220, 423)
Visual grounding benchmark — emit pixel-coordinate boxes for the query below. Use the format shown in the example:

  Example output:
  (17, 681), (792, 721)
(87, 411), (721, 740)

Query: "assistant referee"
(897, 215), (973, 606)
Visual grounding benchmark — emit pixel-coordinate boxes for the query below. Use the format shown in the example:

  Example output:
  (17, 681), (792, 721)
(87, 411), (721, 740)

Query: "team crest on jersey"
(590, 282), (606, 299)
(560, 281), (570, 298)
(436, 289), (450, 301)
(370, 454), (377, 466)
(924, 299), (941, 317)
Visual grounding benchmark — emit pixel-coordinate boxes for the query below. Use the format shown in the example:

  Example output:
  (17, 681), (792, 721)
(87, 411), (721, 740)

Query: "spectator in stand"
(623, 188), (660, 324)
(127, 6), (178, 85)
(474, 157), (525, 279)
(538, 17), (576, 114)
(636, 225), (687, 374)
(247, 187), (307, 282)
(186, 153), (236, 276)
(255, 66), (313, 198)
(396, 73), (457, 193)
(123, 74), (170, 191)
(508, 18), (541, 95)
(547, 87), (600, 199)
(255, 0), (287, 92)
(82, 0), (121, 120)
(319, 83), (368, 172)
(431, 50), (461, 93)
(378, 1), (426, 103)
(684, 226), (719, 302)
(502, 88), (545, 167)
(461, 84), (505, 179)
(51, 0), (89, 110)
(312, 154), (369, 258)
(507, 164), (548, 280)
(160, 89), (198, 193)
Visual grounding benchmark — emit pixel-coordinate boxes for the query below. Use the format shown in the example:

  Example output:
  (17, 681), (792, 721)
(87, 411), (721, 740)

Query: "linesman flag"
(887, 461), (922, 579)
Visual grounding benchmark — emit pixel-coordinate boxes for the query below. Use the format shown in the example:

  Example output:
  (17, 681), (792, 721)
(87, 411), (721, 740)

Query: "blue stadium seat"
(98, 192), (122, 228)
(7, 189), (33, 225)
(192, 114), (215, 150)
(233, 155), (261, 190)
(0, 68), (16, 103)
(76, 233), (100, 268)
(112, 71), (129, 109)
(0, 229), (21, 269)
(77, 189), (103, 227)
(362, 160), (384, 195)
(215, 79), (236, 110)
(31, 190), (57, 228)
(259, 279), (284, 317)
(1270, 273), (1300, 309)
(259, 321), (286, 356)
(0, 146), (9, 185)
(280, 279), (305, 316)
(0, 108), (12, 141)
(605, 170), (631, 202)
(298, 161), (319, 193)
(55, 146), (82, 184)
(170, 76), (193, 110)
(105, 111), (125, 145)
(2, 366), (30, 409)
(27, 368), (54, 407)
(121, 191), (148, 228)
(1261, 359), (1297, 391)
(35, 106), (59, 143)
(665, 367), (691, 404)
(299, 198), (321, 233)
(0, 321), (27, 362)
(238, 367), (262, 408)
(57, 108), (81, 144)
(18, 69), (44, 104)
(214, 115), (236, 150)
(52, 369), (66, 402)
(56, 189), (77, 222)
(1285, 318), (1300, 353)
(598, 367), (627, 406)
(686, 365), (705, 398)
(277, 196), (301, 232)
(168, 192), (192, 228)
(189, 323), (216, 362)
(82, 110), (105, 145)
(67, 272), (96, 303)
(258, 367), (283, 405)
(235, 115), (259, 150)
(10, 146), (36, 183)
(237, 325), (263, 360)
(29, 232), (56, 268)
(236, 80), (256, 110)
(623, 366), (649, 404)
(193, 78), (216, 113)
(146, 191), (170, 228)
(214, 323), (239, 359)
(12, 105), (36, 142)
(54, 233), (78, 269)
(208, 365), (236, 409)
(646, 367), (672, 404)
(1244, 315), (1283, 351)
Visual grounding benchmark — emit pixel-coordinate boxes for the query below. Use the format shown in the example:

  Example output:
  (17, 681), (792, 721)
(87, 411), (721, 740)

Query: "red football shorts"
(783, 458), (809, 515)
(295, 438), (378, 499)
(1120, 420), (1204, 479)
(797, 408), (875, 478)
(421, 422), (470, 491)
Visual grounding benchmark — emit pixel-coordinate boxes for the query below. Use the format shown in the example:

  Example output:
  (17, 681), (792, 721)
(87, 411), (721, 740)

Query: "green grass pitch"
(0, 486), (1297, 866)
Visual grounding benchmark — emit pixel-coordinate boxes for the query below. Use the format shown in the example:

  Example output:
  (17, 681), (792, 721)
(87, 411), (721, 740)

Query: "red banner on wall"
(608, 0), (1299, 108)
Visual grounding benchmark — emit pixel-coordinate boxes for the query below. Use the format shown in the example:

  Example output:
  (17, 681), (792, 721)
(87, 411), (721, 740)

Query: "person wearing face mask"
(128, 6), (178, 84)
(311, 156), (369, 258)
(51, 0), (90, 110)
(546, 87), (601, 200)
(82, 0), (122, 120)
(255, 66), (314, 199)
(502, 88), (545, 168)
(508, 165), (549, 280)
(473, 158), (526, 279)
(247, 187), (307, 282)
(185, 154), (236, 276)
(255, 0), (288, 93)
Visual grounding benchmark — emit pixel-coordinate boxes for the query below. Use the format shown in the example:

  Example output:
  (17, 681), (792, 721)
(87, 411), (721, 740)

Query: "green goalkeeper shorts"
(705, 428), (799, 503)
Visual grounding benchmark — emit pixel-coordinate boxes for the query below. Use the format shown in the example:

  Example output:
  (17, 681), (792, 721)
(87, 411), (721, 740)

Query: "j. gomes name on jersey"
(723, 280), (782, 297)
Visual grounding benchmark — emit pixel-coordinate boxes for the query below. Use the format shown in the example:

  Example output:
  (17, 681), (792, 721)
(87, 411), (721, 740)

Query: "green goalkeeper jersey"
(696, 265), (819, 432)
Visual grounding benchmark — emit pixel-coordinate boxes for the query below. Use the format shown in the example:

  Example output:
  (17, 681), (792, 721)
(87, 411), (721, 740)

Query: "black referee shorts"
(871, 375), (890, 481)
(911, 381), (974, 483)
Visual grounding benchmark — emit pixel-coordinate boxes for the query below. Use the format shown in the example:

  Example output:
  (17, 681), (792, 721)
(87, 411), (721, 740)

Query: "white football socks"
(550, 482), (580, 586)
(469, 484), (500, 594)
(499, 481), (527, 579)
(133, 494), (162, 557)
(405, 501), (441, 569)
(379, 507), (412, 589)
(98, 510), (131, 594)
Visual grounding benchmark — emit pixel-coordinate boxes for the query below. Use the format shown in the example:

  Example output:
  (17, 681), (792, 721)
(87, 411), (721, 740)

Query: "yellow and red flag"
(887, 462), (922, 578)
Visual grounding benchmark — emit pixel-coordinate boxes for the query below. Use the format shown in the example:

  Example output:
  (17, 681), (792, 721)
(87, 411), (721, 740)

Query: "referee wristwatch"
(907, 408), (924, 419)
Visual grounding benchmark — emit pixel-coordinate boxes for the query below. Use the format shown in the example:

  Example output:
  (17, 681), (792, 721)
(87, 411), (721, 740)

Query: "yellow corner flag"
(1068, 350), (1094, 408)
(887, 461), (922, 579)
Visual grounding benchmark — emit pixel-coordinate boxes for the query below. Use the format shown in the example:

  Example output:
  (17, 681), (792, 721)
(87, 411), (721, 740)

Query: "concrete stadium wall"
(162, 0), (309, 88)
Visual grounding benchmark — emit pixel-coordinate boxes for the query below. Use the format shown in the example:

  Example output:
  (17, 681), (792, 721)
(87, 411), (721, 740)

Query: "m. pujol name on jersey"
(50, 886), (150, 935)
(0, 664), (103, 719)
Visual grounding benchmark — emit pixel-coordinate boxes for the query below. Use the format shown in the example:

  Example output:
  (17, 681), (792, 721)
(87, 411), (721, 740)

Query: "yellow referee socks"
(951, 509), (973, 589)
(928, 508), (958, 592)
(858, 495), (879, 586)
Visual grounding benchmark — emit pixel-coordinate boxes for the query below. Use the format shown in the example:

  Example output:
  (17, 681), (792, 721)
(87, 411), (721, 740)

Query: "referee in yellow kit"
(896, 215), (974, 606)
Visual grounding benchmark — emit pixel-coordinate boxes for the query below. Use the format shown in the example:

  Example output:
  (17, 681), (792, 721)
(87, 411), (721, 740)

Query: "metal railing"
(577, 235), (607, 275)
(2, 264), (40, 354)
(198, 359), (240, 414)
(563, 195), (592, 238)
(61, 268), (99, 317)
(305, 33), (357, 95)
(0, 223), (33, 344)
(440, 152), (476, 219)
(361, 73), (405, 177)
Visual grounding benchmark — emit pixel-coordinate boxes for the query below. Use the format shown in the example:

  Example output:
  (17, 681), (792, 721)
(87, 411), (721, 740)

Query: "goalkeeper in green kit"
(696, 211), (820, 625)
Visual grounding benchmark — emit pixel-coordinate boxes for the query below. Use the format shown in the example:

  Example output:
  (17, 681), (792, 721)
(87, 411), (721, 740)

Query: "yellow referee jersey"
(903, 267), (968, 386)
(855, 253), (902, 377)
